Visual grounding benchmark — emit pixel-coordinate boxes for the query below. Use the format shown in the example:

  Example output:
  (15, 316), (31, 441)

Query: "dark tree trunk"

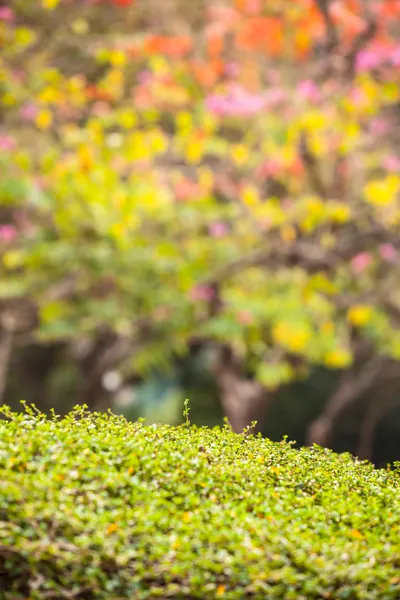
(356, 373), (400, 461)
(307, 357), (387, 448)
(213, 345), (270, 433)
(0, 328), (13, 404)
(74, 332), (132, 409)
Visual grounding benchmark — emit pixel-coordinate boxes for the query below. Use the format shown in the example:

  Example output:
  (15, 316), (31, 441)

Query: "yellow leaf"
(382, 83), (399, 103)
(280, 225), (297, 242)
(306, 196), (325, 216)
(109, 50), (127, 67)
(216, 584), (226, 596)
(257, 201), (285, 227)
(176, 111), (193, 132)
(71, 18), (89, 35)
(150, 130), (168, 154)
(38, 86), (62, 105)
(3, 250), (24, 269)
(35, 109), (53, 131)
(106, 524), (119, 535)
(78, 145), (94, 171)
(347, 305), (372, 327)
(15, 27), (36, 48)
(109, 222), (127, 240)
(198, 167), (214, 191)
(118, 111), (137, 129)
(301, 111), (326, 131)
(40, 301), (67, 323)
(350, 529), (364, 540)
(272, 322), (311, 353)
(2, 93), (17, 107)
(327, 202), (351, 224)
(242, 185), (260, 206)
(231, 144), (249, 166)
(185, 139), (204, 164)
(324, 348), (352, 369)
(308, 274), (337, 296)
(364, 176), (400, 207)
(149, 55), (169, 76)
(42, 0), (59, 9)
(321, 321), (334, 335)
(202, 112), (217, 133)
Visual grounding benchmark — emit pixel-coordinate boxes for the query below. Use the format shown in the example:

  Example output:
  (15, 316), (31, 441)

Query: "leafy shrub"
(2, 1), (400, 387)
(1, 405), (400, 599)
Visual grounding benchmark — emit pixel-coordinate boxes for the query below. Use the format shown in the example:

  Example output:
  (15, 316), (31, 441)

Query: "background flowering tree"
(1, 0), (400, 457)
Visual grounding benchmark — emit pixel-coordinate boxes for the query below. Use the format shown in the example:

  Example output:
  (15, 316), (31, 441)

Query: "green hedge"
(1, 405), (400, 600)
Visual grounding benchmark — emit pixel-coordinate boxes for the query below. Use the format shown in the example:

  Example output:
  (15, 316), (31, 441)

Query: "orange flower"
(236, 17), (283, 56)
(207, 33), (224, 57)
(86, 84), (113, 102)
(380, 0), (400, 17)
(144, 35), (192, 58)
(191, 60), (223, 87)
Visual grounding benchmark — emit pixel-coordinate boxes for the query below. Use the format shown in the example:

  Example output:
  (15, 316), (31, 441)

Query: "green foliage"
(1, 405), (400, 599)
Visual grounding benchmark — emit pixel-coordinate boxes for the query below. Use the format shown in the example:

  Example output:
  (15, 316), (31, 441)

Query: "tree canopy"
(1, 0), (400, 441)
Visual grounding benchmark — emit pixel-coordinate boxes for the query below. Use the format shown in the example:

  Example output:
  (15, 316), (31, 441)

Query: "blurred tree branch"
(314, 0), (339, 52)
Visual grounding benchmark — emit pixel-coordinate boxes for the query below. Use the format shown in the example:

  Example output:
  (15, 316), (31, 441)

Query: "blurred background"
(1, 0), (400, 466)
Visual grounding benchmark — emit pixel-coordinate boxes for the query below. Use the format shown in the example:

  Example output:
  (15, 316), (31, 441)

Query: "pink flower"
(264, 87), (287, 107)
(14, 210), (34, 234)
(0, 225), (17, 243)
(266, 69), (281, 85)
(260, 217), (273, 230)
(91, 101), (110, 117)
(369, 118), (389, 135)
(382, 155), (400, 172)
(206, 84), (266, 116)
(297, 79), (321, 103)
(0, 7), (14, 21)
(209, 222), (228, 237)
(390, 47), (400, 67)
(379, 243), (397, 262)
(0, 136), (17, 151)
(175, 178), (200, 201)
(20, 103), (38, 121)
(349, 87), (365, 106)
(13, 70), (25, 84)
(351, 252), (372, 273)
(189, 285), (215, 302)
(257, 158), (282, 178)
(356, 50), (381, 72)
(282, 198), (293, 210)
(224, 62), (238, 78)
(137, 70), (153, 85)
(245, 0), (262, 14)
